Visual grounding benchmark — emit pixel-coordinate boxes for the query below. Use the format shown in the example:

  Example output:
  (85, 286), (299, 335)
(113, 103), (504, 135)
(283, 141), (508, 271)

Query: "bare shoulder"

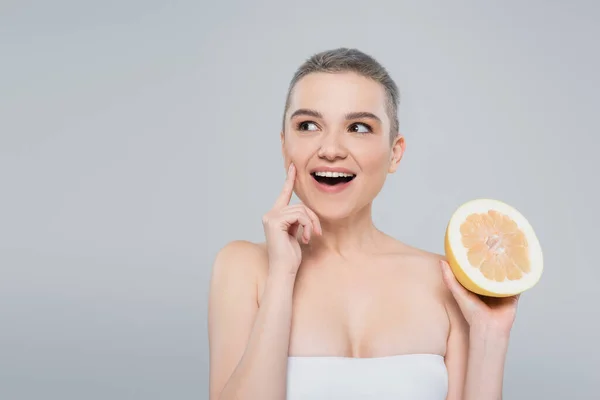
(383, 236), (454, 300)
(209, 240), (269, 291)
(211, 239), (268, 270)
(213, 239), (268, 258)
(400, 243), (445, 265)
(385, 236), (445, 275)
(389, 237), (468, 322)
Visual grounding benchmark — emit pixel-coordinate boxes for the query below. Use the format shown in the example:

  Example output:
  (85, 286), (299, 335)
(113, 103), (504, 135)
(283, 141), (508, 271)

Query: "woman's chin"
(296, 191), (371, 222)
(309, 202), (361, 223)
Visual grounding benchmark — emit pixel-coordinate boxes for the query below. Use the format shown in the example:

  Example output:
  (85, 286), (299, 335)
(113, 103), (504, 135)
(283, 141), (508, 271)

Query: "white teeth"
(313, 171), (355, 178)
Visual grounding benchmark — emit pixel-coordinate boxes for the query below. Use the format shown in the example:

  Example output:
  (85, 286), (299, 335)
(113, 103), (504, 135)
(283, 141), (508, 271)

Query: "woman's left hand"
(440, 259), (520, 337)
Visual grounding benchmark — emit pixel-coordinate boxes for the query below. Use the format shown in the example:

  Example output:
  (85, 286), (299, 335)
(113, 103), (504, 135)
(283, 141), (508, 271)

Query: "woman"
(208, 48), (520, 399)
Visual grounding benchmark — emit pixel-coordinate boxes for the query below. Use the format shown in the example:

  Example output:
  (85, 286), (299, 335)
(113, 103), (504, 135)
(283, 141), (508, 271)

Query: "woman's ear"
(388, 134), (406, 173)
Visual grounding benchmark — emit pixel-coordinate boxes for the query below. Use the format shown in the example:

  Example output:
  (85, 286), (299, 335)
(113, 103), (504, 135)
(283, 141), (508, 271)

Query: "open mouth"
(310, 171), (356, 186)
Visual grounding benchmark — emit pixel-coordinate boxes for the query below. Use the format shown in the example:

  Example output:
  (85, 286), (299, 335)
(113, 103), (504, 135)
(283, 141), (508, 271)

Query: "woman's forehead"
(288, 72), (388, 118)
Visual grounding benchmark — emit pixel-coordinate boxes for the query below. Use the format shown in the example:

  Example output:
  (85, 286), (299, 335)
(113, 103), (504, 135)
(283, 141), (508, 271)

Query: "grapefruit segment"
(444, 199), (543, 297)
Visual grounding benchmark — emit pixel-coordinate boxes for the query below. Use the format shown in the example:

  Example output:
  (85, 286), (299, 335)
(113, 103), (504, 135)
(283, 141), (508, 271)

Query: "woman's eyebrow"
(290, 108), (323, 119)
(344, 111), (381, 122)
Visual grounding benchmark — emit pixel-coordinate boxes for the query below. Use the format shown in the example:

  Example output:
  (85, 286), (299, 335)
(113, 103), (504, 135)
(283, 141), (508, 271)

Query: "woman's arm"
(446, 316), (510, 400)
(442, 260), (518, 400)
(208, 241), (296, 400)
(444, 287), (469, 400)
(463, 324), (510, 400)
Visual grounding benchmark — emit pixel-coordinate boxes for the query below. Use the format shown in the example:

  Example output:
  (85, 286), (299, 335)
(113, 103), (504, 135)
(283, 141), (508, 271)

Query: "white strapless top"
(286, 354), (448, 400)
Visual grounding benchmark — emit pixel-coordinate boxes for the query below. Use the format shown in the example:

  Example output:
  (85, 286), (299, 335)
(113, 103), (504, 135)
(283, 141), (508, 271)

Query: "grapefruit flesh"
(444, 199), (543, 297)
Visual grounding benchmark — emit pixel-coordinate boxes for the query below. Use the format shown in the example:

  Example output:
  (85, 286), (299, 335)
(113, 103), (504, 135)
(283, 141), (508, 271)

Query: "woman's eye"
(298, 121), (319, 131)
(349, 123), (372, 134)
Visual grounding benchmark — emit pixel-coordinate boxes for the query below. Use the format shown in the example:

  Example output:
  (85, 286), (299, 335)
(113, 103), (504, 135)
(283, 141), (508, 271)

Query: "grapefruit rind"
(444, 199), (543, 298)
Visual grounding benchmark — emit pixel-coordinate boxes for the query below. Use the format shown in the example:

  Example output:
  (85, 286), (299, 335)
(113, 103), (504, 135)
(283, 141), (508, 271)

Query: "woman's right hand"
(262, 163), (322, 276)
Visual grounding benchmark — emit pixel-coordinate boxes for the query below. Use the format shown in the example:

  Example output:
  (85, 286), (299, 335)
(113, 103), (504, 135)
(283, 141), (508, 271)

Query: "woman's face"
(282, 71), (405, 220)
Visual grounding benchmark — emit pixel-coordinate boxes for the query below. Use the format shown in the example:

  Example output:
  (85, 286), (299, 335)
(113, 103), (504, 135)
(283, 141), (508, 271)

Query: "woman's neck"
(307, 205), (384, 259)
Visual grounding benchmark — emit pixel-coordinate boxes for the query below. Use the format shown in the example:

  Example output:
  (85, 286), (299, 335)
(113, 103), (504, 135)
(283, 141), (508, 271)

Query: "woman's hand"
(440, 260), (520, 337)
(262, 163), (322, 276)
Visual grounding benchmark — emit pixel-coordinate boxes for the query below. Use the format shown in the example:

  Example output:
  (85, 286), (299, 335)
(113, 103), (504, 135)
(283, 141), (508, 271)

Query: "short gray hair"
(282, 47), (400, 143)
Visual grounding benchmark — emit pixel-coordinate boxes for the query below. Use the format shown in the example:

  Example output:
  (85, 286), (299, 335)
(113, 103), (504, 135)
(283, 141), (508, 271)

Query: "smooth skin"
(208, 72), (519, 400)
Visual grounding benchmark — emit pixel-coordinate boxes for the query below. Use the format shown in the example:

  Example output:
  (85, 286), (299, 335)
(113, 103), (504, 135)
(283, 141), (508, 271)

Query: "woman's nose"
(316, 132), (348, 161)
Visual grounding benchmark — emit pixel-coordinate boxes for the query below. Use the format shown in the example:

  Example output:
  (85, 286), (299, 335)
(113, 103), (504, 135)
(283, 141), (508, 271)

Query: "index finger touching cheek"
(274, 162), (296, 209)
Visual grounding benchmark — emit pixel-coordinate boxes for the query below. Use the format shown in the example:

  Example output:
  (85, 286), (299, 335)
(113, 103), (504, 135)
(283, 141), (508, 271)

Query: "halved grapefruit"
(444, 199), (543, 297)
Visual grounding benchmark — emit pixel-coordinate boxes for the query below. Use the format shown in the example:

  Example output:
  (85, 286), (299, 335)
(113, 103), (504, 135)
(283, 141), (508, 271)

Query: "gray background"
(1, 0), (598, 399)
